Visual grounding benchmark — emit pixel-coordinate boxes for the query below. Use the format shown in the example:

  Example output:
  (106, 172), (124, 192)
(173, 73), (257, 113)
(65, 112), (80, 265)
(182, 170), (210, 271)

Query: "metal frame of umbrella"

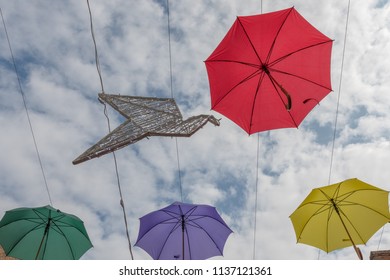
(0, 205), (93, 260)
(205, 7), (333, 135)
(290, 178), (390, 260)
(135, 202), (233, 260)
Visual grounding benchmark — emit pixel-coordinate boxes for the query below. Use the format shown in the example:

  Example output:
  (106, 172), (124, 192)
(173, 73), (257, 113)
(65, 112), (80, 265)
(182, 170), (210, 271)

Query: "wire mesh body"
(73, 94), (220, 164)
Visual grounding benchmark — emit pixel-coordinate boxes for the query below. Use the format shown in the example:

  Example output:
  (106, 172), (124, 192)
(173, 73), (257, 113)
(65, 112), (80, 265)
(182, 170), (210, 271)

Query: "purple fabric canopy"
(135, 202), (232, 260)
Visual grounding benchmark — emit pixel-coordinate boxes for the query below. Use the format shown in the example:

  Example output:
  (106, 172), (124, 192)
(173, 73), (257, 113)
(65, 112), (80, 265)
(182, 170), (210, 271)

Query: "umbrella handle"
(181, 215), (185, 260)
(266, 73), (292, 111)
(279, 85), (292, 111)
(36, 219), (51, 260)
(331, 199), (363, 260)
(354, 246), (363, 260)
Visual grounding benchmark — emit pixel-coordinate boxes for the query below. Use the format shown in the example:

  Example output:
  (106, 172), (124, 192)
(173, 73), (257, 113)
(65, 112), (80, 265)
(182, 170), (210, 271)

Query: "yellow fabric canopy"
(290, 178), (390, 259)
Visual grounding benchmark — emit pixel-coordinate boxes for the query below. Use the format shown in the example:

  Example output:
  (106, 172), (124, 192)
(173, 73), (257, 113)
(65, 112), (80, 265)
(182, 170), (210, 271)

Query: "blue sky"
(1, 0), (390, 260)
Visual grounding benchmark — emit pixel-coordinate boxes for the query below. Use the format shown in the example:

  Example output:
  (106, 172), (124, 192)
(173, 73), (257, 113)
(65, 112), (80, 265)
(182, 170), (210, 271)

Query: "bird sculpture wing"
(72, 94), (219, 165)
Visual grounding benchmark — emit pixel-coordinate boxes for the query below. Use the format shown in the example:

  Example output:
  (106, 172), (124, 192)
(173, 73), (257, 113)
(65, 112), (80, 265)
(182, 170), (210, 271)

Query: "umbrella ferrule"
(261, 64), (270, 75)
(330, 199), (340, 213)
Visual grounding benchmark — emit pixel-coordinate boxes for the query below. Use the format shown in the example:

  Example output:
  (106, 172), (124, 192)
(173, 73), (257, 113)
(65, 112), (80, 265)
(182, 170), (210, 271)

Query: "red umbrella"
(205, 7), (333, 134)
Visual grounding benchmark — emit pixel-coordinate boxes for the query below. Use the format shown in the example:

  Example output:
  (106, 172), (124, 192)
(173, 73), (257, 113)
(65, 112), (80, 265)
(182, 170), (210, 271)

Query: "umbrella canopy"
(135, 201), (232, 260)
(205, 7), (333, 134)
(0, 205), (93, 260)
(289, 178), (390, 259)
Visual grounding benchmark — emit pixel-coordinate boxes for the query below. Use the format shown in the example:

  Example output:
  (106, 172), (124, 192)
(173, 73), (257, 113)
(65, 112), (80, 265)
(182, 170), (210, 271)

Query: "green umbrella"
(0, 205), (93, 260)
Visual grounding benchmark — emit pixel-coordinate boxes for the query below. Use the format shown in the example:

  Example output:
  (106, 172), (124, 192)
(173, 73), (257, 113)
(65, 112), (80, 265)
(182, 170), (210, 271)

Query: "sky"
(0, 0), (390, 260)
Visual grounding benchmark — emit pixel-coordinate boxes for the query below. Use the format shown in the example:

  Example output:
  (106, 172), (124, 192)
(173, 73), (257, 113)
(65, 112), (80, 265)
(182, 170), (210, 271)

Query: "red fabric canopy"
(205, 7), (333, 134)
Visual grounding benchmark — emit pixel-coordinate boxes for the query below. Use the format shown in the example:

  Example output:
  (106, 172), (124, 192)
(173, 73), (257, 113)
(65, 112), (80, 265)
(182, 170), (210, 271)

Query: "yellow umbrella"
(290, 178), (390, 259)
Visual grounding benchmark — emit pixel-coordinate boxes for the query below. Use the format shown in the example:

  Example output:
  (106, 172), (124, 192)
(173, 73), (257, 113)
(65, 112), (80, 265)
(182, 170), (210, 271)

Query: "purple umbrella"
(135, 202), (232, 260)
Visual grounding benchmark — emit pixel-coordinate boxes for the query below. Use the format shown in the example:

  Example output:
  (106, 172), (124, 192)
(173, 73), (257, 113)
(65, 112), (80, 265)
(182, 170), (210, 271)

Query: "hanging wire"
(166, 0), (184, 202)
(252, 133), (260, 259)
(175, 138), (184, 202)
(252, 0), (264, 260)
(328, 0), (350, 185)
(317, 0), (351, 260)
(260, 0), (263, 14)
(1, 8), (53, 206)
(86, 0), (134, 260)
(377, 225), (385, 250)
(101, 102), (134, 260)
(87, 0), (105, 94)
(167, 0), (174, 100)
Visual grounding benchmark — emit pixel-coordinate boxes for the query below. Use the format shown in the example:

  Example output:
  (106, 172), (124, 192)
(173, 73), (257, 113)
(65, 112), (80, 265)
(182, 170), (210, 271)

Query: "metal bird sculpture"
(73, 93), (220, 164)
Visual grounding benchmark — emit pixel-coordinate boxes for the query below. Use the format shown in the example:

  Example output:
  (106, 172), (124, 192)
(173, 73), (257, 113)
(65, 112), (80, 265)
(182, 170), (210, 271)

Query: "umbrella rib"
(185, 214), (232, 255)
(264, 7), (294, 65)
(236, 17), (263, 65)
(0, 217), (44, 228)
(4, 222), (45, 257)
(294, 202), (332, 242)
(268, 67), (333, 91)
(137, 205), (231, 260)
(205, 59), (259, 69)
(185, 214), (232, 231)
(33, 208), (50, 223)
(293, 200), (335, 253)
(38, 221), (51, 260)
(337, 200), (390, 221)
(184, 219), (222, 256)
(268, 39), (333, 68)
(336, 200), (390, 249)
(211, 68), (262, 109)
(51, 214), (92, 259)
(324, 185), (390, 251)
(136, 216), (179, 244)
(52, 215), (92, 240)
(49, 219), (78, 259)
(328, 186), (390, 221)
(336, 207), (366, 245)
(135, 214), (181, 259)
(266, 73), (298, 127)
(325, 203), (335, 253)
(248, 71), (267, 134)
(156, 220), (182, 260)
(0, 207), (91, 260)
(0, 209), (49, 257)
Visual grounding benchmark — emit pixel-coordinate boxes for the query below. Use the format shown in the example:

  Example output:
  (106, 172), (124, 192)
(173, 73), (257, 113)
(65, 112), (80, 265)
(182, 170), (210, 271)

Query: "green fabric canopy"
(0, 205), (93, 260)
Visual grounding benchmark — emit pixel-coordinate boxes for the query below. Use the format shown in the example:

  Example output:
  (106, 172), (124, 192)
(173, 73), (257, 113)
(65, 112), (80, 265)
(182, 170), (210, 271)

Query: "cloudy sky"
(1, 0), (390, 260)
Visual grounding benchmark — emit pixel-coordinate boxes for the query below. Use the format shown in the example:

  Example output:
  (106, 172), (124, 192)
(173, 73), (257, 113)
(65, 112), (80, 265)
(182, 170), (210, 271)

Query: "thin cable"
(252, 0), (264, 260)
(87, 0), (105, 94)
(377, 226), (386, 251)
(319, 0), (350, 260)
(175, 138), (183, 202)
(253, 133), (260, 259)
(167, 0), (183, 202)
(86, 0), (134, 260)
(260, 0), (263, 14)
(1, 8), (53, 206)
(317, 0), (351, 260)
(102, 104), (134, 260)
(167, 0), (174, 99)
(328, 0), (350, 185)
